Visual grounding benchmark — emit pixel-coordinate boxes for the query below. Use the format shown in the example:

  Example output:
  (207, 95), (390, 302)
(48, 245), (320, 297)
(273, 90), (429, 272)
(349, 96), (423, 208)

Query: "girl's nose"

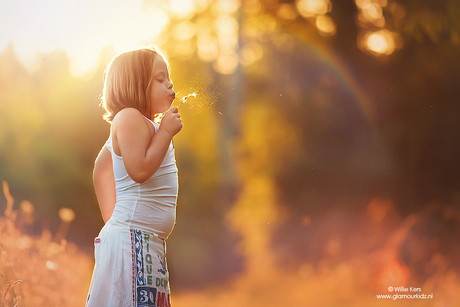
(167, 80), (173, 89)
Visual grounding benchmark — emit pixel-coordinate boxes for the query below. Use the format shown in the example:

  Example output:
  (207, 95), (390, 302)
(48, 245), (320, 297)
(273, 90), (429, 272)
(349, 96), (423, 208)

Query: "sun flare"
(1, 0), (170, 78)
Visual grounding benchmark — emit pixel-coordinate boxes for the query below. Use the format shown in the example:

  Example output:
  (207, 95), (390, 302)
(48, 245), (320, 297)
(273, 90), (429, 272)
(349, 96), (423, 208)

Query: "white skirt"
(86, 219), (171, 307)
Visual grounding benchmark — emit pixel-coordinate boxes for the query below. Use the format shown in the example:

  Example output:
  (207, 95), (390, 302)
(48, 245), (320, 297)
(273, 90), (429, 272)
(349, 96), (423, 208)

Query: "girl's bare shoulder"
(113, 107), (142, 122)
(111, 108), (155, 156)
(112, 108), (149, 127)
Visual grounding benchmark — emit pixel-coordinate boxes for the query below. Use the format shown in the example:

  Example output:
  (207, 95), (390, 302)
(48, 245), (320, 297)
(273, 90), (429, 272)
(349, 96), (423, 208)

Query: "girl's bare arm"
(112, 107), (182, 183)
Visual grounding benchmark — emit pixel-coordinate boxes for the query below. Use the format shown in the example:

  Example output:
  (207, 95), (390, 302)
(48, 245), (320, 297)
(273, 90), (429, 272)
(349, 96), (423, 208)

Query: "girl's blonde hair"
(101, 47), (166, 122)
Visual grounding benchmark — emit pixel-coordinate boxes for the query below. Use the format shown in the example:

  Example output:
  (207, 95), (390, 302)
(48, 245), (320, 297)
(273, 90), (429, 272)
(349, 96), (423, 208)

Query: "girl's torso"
(105, 115), (178, 239)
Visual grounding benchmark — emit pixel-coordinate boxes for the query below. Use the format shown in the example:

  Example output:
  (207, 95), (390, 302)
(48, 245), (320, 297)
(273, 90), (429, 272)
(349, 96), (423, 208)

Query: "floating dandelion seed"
(156, 92), (198, 123)
(176, 92), (197, 108)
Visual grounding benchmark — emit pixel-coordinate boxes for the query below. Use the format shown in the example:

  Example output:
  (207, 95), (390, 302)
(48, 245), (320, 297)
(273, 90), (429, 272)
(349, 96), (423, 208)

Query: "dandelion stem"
(156, 92), (197, 122)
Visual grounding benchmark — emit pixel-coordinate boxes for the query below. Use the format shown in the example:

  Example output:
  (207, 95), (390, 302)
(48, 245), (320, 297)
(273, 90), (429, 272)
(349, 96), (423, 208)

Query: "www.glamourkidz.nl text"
(376, 286), (433, 300)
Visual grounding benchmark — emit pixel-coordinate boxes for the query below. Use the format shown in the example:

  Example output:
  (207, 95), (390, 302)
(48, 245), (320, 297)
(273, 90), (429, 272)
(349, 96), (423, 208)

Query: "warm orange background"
(1, 1), (460, 306)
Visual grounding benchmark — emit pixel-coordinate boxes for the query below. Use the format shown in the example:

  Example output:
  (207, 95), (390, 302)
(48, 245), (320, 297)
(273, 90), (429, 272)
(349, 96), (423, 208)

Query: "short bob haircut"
(100, 47), (169, 123)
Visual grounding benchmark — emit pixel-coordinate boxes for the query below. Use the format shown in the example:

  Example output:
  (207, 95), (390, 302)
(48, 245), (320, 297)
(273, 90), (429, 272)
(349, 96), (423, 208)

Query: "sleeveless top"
(105, 116), (178, 239)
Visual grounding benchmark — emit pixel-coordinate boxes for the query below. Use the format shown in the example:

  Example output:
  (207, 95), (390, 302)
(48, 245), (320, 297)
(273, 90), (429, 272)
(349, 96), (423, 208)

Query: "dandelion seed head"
(178, 92), (198, 107)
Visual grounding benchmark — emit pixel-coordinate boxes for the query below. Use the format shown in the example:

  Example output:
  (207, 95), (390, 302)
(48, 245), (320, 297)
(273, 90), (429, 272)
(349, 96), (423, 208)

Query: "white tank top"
(105, 116), (178, 239)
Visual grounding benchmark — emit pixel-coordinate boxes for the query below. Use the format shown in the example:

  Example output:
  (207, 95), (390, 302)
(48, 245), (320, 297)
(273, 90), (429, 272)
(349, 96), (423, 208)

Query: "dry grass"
(0, 182), (93, 307)
(173, 176), (460, 307)
(2, 176), (460, 307)
(172, 205), (460, 307)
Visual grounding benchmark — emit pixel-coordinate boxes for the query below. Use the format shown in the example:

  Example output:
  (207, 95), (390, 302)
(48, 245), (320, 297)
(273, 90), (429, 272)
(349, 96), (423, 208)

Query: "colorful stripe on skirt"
(131, 228), (171, 307)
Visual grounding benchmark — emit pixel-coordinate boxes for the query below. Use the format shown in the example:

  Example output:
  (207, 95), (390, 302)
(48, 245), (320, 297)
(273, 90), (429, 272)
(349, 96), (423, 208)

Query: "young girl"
(86, 47), (182, 307)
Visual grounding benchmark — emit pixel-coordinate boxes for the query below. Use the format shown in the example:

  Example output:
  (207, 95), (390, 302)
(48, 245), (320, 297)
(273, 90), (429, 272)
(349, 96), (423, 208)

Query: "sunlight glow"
(173, 21), (196, 41)
(214, 53), (239, 75)
(197, 35), (219, 62)
(169, 0), (196, 19)
(216, 15), (239, 37)
(217, 31), (239, 51)
(1, 0), (170, 78)
(173, 40), (195, 58)
(213, 0), (240, 15)
(211, 1), (240, 75)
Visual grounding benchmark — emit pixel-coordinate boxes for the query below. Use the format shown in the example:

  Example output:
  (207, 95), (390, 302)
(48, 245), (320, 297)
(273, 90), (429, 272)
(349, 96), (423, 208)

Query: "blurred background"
(1, 0), (460, 306)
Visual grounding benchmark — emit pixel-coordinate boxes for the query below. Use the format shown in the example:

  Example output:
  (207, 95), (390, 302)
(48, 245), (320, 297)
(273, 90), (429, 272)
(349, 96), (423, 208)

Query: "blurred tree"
(0, 45), (106, 249)
(158, 0), (460, 284)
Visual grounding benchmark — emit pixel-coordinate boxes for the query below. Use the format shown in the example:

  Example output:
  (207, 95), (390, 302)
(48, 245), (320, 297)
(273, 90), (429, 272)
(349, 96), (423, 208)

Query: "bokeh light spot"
(169, 0), (196, 18)
(296, 0), (331, 18)
(316, 15), (336, 36)
(197, 35), (219, 62)
(173, 21), (196, 41)
(240, 42), (264, 66)
(277, 4), (298, 21)
(241, 0), (262, 15)
(215, 15), (239, 36)
(362, 30), (399, 55)
(214, 53), (239, 75)
(213, 0), (240, 15)
(362, 3), (383, 22)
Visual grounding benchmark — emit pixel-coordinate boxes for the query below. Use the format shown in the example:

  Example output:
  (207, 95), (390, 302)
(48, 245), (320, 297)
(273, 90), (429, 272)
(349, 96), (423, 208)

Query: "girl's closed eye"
(154, 71), (164, 80)
(158, 76), (171, 84)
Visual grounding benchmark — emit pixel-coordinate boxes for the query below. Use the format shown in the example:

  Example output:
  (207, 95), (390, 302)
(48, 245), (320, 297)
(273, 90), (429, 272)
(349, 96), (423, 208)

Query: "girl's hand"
(159, 107), (182, 137)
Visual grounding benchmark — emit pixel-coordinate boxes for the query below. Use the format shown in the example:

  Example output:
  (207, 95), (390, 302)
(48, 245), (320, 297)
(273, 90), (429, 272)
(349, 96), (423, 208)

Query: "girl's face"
(149, 56), (175, 116)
